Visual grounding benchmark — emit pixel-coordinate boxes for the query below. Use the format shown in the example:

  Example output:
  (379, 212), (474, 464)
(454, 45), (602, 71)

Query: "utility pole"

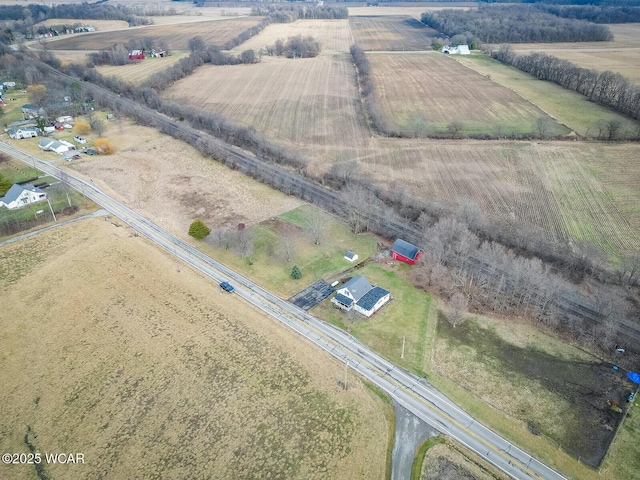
(344, 360), (348, 390)
(46, 197), (56, 222)
(401, 336), (405, 359)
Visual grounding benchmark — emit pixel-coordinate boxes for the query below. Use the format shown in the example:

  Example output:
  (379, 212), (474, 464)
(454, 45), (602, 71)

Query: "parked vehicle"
(84, 148), (96, 155)
(62, 123), (73, 129)
(74, 135), (86, 144)
(220, 281), (235, 293)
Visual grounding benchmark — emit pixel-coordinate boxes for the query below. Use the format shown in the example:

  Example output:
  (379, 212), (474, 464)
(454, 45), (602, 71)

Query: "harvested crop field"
(348, 4), (475, 18)
(45, 17), (263, 51)
(233, 19), (354, 54)
(95, 52), (188, 84)
(368, 53), (569, 136)
(164, 54), (371, 163)
(70, 121), (304, 235)
(349, 16), (438, 51)
(433, 315), (635, 467)
(0, 218), (389, 480)
(511, 24), (640, 84)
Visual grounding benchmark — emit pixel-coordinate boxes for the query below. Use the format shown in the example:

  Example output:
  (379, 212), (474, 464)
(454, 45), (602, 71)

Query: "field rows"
(234, 19), (354, 54)
(368, 53), (569, 137)
(349, 16), (437, 51)
(95, 53), (188, 84)
(45, 17), (263, 51)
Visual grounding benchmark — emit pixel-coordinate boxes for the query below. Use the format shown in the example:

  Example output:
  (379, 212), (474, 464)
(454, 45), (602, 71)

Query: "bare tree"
(326, 160), (358, 187)
(280, 222), (298, 262)
(340, 184), (378, 234)
(446, 121), (464, 138)
(535, 117), (553, 138)
(188, 36), (206, 52)
(305, 207), (326, 245)
(448, 292), (468, 327)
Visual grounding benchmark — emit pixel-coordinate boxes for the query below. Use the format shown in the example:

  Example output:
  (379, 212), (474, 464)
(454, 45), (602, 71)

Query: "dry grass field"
(44, 17), (263, 51)
(164, 54), (371, 166)
(511, 24), (640, 84)
(0, 218), (389, 480)
(349, 16), (437, 51)
(368, 53), (569, 136)
(69, 120), (304, 235)
(95, 52), (188, 84)
(233, 19), (354, 54)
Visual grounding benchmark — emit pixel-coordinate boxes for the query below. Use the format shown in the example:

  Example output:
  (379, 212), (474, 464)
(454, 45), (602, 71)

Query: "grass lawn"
(0, 159), (41, 185)
(198, 204), (380, 298)
(0, 89), (30, 127)
(454, 53), (639, 137)
(312, 262), (433, 376)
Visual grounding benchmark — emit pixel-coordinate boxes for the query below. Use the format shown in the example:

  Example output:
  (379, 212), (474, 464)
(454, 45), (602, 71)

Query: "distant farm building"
(21, 104), (42, 117)
(442, 45), (470, 55)
(37, 138), (75, 154)
(0, 184), (47, 209)
(391, 239), (422, 265)
(331, 275), (391, 318)
(150, 49), (167, 58)
(129, 50), (145, 60)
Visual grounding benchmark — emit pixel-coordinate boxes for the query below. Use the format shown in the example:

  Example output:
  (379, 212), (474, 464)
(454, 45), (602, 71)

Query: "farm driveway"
(392, 401), (439, 480)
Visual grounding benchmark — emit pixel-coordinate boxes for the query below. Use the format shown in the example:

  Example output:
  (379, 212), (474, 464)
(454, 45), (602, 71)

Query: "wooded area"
(421, 6), (613, 43)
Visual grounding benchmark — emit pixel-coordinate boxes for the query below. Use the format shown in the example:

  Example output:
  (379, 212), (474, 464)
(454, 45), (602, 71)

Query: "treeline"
(534, 5), (640, 22)
(223, 18), (269, 50)
(489, 45), (640, 122)
(251, 4), (348, 22)
(420, 7), (613, 43)
(265, 36), (321, 59)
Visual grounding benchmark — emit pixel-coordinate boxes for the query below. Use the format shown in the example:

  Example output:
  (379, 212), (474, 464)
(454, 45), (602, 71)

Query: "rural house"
(129, 49), (145, 60)
(0, 183), (47, 209)
(21, 104), (43, 117)
(391, 239), (422, 265)
(331, 275), (391, 317)
(7, 127), (38, 139)
(37, 138), (74, 154)
(442, 45), (470, 55)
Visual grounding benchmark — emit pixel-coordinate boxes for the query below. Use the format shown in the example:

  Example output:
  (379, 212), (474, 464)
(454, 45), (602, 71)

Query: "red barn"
(391, 239), (422, 265)
(128, 49), (145, 60)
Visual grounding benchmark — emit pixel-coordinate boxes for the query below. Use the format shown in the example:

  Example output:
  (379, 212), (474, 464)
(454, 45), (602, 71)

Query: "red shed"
(128, 49), (145, 60)
(391, 239), (422, 265)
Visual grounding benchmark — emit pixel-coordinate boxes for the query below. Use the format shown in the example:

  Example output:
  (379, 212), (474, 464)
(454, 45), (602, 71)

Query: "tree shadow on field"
(437, 314), (634, 467)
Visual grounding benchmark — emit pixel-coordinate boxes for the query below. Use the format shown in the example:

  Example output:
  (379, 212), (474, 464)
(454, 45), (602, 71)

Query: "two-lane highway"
(1, 141), (568, 480)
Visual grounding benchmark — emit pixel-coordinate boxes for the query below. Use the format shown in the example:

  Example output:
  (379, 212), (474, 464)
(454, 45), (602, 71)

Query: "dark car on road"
(220, 281), (235, 293)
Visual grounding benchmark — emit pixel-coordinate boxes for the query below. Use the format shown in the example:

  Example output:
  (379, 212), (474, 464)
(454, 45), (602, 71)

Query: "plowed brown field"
(511, 24), (640, 83)
(349, 16), (437, 51)
(0, 218), (389, 480)
(234, 19), (354, 54)
(164, 54), (371, 163)
(368, 53), (570, 137)
(45, 17), (263, 51)
(96, 52), (188, 84)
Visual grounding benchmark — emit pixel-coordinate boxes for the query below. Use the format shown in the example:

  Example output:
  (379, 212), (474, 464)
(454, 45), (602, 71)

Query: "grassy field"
(232, 19), (354, 54)
(197, 204), (380, 298)
(511, 23), (640, 84)
(44, 17), (264, 51)
(313, 261), (433, 376)
(349, 16), (437, 51)
(95, 52), (189, 84)
(454, 52), (639, 137)
(368, 52), (569, 137)
(0, 218), (390, 480)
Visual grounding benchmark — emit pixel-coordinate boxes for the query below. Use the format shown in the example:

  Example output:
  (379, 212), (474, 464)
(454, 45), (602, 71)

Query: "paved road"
(392, 402), (438, 480)
(0, 142), (569, 480)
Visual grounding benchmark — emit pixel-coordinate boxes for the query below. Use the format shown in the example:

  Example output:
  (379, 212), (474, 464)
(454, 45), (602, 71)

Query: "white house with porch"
(0, 183), (47, 209)
(331, 275), (391, 318)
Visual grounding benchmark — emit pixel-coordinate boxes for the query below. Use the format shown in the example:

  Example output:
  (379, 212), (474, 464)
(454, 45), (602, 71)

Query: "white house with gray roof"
(0, 184), (47, 209)
(37, 138), (75, 154)
(7, 127), (38, 139)
(331, 275), (391, 318)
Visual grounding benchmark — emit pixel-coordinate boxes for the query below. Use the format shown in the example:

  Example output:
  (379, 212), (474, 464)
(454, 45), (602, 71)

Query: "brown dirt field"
(164, 54), (371, 164)
(368, 53), (568, 136)
(69, 120), (304, 235)
(422, 440), (510, 480)
(0, 218), (389, 480)
(33, 19), (130, 32)
(234, 19), (354, 54)
(44, 17), (264, 51)
(349, 16), (438, 51)
(510, 24), (640, 84)
(95, 52), (189, 84)
(348, 4), (475, 19)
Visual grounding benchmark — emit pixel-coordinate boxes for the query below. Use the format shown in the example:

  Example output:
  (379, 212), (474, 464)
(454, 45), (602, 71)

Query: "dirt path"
(392, 401), (439, 480)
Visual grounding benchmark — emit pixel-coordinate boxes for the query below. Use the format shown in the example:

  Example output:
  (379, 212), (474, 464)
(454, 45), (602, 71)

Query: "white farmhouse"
(331, 275), (391, 318)
(0, 184), (47, 209)
(7, 127), (38, 139)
